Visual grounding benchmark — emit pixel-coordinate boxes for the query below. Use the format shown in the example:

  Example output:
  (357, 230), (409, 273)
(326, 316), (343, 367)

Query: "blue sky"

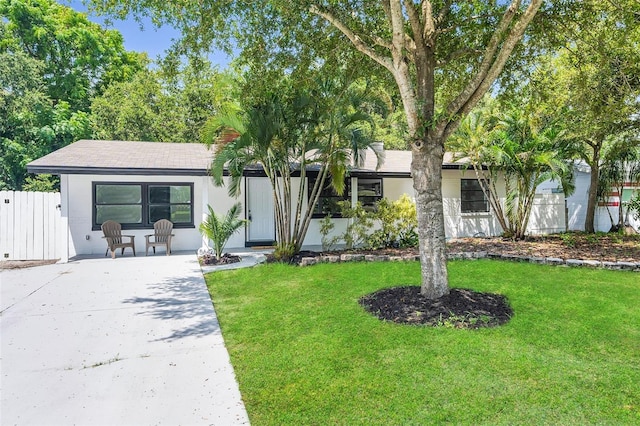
(65, 1), (232, 68)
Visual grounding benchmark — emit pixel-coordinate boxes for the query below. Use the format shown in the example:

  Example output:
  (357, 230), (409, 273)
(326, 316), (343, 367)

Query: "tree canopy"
(1, 0), (144, 111)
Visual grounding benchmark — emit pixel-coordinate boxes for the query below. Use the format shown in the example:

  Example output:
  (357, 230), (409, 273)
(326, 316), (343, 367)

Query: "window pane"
(358, 179), (382, 196)
(149, 205), (171, 222)
(462, 201), (488, 212)
(96, 185), (141, 204)
(170, 186), (191, 203)
(314, 198), (343, 216)
(149, 185), (192, 204)
(149, 186), (170, 204)
(96, 205), (142, 224)
(461, 179), (488, 213)
(149, 205), (192, 223)
(170, 205), (192, 223)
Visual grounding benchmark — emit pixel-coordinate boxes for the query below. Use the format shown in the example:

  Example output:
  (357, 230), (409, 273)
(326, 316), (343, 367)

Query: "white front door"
(247, 177), (275, 243)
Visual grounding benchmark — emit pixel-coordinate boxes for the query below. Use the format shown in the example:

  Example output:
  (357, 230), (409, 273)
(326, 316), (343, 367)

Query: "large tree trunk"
(585, 158), (600, 233)
(412, 134), (449, 299)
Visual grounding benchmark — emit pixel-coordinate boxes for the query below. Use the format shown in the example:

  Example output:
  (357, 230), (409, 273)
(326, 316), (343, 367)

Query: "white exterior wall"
(61, 170), (570, 259)
(442, 169), (504, 239)
(301, 176), (417, 247)
(540, 169), (640, 233)
(207, 177), (246, 250)
(65, 174), (232, 258)
(299, 176), (349, 247)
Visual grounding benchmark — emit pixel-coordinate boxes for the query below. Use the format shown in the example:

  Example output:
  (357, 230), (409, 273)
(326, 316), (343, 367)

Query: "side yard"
(206, 260), (640, 425)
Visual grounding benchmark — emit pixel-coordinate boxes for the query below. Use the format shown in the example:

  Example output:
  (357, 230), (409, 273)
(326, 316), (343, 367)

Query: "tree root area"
(359, 287), (513, 329)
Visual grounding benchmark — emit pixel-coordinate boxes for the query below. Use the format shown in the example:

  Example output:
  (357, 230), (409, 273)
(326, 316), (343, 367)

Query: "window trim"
(356, 178), (383, 211)
(460, 178), (490, 214)
(308, 176), (351, 218)
(92, 181), (195, 230)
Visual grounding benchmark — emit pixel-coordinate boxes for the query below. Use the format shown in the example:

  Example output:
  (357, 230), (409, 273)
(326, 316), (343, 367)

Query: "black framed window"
(93, 182), (194, 229)
(461, 179), (489, 213)
(357, 178), (383, 212)
(309, 177), (351, 218)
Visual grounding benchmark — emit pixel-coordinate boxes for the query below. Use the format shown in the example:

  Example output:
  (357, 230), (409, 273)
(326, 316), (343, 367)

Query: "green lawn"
(205, 260), (640, 425)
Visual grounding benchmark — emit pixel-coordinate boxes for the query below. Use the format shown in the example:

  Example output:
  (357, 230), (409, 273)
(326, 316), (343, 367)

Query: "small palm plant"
(199, 203), (248, 260)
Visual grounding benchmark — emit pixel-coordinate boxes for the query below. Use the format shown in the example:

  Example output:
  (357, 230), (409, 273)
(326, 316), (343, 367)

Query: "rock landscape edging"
(297, 252), (640, 271)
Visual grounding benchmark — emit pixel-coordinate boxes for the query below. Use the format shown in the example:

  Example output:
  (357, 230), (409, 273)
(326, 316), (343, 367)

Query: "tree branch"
(437, 47), (483, 67)
(420, 0), (435, 43)
(443, 0), (544, 140)
(309, 5), (393, 72)
(435, 0), (453, 26)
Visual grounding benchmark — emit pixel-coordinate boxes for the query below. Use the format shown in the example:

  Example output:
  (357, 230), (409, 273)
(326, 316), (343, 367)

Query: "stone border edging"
(298, 251), (640, 271)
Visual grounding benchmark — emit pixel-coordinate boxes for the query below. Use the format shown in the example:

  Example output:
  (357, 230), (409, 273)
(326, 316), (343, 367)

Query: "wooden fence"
(0, 191), (62, 261)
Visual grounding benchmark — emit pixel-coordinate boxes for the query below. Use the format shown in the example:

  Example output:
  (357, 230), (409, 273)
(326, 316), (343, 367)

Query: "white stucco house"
(27, 139), (567, 262)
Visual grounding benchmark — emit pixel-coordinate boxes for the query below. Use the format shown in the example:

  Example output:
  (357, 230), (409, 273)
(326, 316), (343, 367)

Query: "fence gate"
(0, 191), (62, 261)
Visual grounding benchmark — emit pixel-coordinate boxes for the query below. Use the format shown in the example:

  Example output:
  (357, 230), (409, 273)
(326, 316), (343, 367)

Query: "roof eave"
(26, 166), (211, 176)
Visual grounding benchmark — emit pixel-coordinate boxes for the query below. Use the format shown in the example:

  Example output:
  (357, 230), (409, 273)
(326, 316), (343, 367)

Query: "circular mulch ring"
(359, 286), (513, 329)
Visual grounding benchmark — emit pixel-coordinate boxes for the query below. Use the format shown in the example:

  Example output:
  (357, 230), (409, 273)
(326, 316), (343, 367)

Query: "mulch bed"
(360, 286), (513, 329)
(199, 253), (242, 266)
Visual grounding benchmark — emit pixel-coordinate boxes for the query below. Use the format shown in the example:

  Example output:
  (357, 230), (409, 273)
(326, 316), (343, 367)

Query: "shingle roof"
(27, 139), (465, 176)
(27, 140), (214, 175)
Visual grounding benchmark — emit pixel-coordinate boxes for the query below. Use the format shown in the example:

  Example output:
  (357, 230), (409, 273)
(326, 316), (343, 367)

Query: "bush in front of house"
(200, 202), (248, 260)
(319, 194), (418, 250)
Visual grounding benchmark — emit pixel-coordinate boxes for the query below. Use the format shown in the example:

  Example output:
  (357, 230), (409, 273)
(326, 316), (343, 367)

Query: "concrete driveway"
(1, 253), (249, 425)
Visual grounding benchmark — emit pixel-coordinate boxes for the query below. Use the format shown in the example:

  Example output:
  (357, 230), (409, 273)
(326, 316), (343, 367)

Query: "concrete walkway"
(1, 252), (250, 425)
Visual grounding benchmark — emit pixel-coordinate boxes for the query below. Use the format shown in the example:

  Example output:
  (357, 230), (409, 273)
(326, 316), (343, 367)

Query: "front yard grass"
(205, 260), (640, 425)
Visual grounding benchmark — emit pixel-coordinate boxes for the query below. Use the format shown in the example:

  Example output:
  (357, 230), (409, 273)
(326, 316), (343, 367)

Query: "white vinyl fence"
(527, 193), (566, 235)
(0, 191), (63, 261)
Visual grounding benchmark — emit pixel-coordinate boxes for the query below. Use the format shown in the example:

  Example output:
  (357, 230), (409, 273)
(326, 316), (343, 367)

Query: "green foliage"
(22, 174), (57, 191)
(0, 0), (141, 189)
(272, 243), (296, 262)
(0, 50), (92, 189)
(368, 194), (418, 249)
(511, 2), (640, 232)
(91, 59), (238, 143)
(628, 193), (640, 222)
(206, 76), (379, 254)
(206, 260), (640, 425)
(199, 203), (247, 259)
(450, 105), (573, 240)
(322, 195), (419, 250)
(318, 215), (338, 252)
(560, 233), (577, 248)
(337, 201), (375, 250)
(1, 0), (143, 111)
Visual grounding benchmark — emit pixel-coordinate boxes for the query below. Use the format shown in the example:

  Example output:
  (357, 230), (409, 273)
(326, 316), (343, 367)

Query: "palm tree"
(452, 106), (573, 240)
(204, 79), (380, 259)
(199, 203), (248, 260)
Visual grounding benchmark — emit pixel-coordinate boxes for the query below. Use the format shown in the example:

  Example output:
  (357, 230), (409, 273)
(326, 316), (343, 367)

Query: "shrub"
(319, 215), (340, 251)
(338, 201), (375, 249)
(273, 242), (296, 261)
(369, 194), (418, 249)
(199, 203), (248, 259)
(327, 194), (419, 250)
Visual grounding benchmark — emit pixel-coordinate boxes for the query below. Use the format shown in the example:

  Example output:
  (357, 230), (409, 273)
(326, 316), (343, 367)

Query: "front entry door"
(246, 177), (275, 244)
